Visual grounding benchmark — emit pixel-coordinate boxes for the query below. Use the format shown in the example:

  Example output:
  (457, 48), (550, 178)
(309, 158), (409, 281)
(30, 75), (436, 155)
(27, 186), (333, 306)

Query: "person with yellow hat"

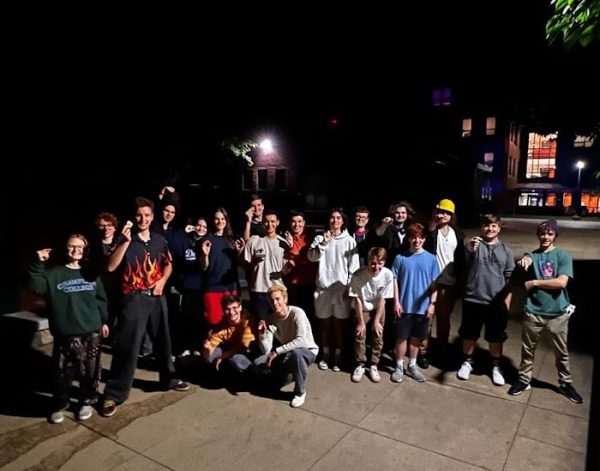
(419, 198), (466, 368)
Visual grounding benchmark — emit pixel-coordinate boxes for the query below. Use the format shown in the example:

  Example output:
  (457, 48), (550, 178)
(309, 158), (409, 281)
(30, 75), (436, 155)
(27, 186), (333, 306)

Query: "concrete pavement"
(0, 218), (597, 470)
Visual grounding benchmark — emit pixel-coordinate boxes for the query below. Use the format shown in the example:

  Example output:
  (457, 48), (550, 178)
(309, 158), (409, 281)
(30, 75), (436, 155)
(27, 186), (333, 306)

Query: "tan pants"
(518, 312), (571, 385)
(354, 310), (384, 366)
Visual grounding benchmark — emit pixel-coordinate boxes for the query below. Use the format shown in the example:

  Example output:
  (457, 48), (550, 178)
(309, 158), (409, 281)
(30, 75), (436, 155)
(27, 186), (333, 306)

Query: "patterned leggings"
(53, 333), (102, 410)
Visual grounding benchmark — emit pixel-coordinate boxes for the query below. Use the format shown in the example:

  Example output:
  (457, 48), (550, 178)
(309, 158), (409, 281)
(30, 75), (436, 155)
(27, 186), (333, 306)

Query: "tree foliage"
(547, 0), (600, 48)
(222, 138), (257, 167)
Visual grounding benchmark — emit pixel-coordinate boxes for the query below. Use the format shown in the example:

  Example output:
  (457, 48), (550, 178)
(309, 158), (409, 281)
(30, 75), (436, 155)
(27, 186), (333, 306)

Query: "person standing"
(242, 209), (288, 322)
(83, 212), (122, 339)
(390, 224), (439, 383)
(508, 219), (583, 404)
(456, 214), (514, 386)
(374, 201), (415, 268)
(420, 198), (466, 368)
(349, 247), (394, 383)
(352, 205), (372, 267)
(282, 210), (317, 321)
(308, 208), (359, 372)
(243, 193), (266, 241)
(102, 197), (189, 418)
(29, 234), (109, 423)
(199, 207), (243, 328)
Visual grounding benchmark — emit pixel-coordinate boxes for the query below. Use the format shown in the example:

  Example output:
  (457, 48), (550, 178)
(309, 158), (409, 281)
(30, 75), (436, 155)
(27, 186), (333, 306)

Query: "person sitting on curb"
(255, 285), (319, 408)
(508, 219), (583, 404)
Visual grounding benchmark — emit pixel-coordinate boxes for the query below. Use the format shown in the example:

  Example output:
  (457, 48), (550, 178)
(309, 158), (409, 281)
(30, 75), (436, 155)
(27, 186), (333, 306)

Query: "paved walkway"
(0, 218), (597, 470)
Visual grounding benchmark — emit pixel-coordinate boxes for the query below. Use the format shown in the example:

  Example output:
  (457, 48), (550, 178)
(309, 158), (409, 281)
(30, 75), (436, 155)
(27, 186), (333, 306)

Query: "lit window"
(442, 88), (451, 105)
(573, 135), (595, 148)
(546, 193), (557, 207)
(433, 88), (452, 106)
(563, 192), (572, 207)
(462, 118), (472, 137)
(526, 132), (557, 179)
(519, 192), (543, 206)
(486, 117), (496, 136)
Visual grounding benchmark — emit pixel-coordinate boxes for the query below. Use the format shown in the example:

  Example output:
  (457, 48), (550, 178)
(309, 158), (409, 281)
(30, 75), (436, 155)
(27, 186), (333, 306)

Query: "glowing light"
(259, 139), (273, 153)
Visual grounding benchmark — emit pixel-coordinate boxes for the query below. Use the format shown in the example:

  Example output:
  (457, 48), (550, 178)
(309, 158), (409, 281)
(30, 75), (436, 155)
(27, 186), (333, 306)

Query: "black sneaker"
(559, 383), (583, 404)
(417, 355), (429, 369)
(508, 380), (531, 396)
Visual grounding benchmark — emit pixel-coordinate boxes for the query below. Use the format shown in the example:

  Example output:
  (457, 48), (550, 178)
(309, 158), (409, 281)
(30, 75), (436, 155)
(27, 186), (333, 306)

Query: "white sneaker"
(351, 365), (365, 382)
(492, 366), (505, 386)
(78, 405), (93, 421)
(369, 365), (381, 383)
(178, 350), (191, 358)
(457, 361), (473, 381)
(290, 392), (306, 408)
(391, 364), (404, 383)
(318, 360), (329, 370)
(50, 411), (64, 424)
(331, 364), (341, 373)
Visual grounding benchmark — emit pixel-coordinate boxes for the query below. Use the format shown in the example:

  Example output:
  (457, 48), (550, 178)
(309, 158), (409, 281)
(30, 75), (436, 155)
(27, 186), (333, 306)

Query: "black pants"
(104, 293), (175, 403)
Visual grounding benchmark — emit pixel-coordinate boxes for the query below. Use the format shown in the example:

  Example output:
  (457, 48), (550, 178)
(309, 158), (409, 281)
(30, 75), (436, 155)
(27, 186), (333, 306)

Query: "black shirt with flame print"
(121, 233), (170, 295)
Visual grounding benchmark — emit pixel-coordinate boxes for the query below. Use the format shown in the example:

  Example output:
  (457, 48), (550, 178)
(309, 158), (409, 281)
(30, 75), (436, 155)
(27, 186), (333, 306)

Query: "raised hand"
(37, 248), (52, 262)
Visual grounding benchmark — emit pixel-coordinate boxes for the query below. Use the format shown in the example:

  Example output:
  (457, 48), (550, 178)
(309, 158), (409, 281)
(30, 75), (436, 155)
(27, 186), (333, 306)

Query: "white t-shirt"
(348, 266), (394, 311)
(243, 235), (287, 292)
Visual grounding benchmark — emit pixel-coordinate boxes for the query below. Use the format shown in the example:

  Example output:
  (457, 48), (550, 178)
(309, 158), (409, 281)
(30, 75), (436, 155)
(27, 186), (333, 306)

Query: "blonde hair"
(267, 284), (288, 302)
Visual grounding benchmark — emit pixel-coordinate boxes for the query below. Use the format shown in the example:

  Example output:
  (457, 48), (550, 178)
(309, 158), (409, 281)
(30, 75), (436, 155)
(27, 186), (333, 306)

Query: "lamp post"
(575, 161), (585, 216)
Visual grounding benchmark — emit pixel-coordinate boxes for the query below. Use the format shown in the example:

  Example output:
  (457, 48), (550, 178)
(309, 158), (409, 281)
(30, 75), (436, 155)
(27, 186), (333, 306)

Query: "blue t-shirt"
(392, 251), (440, 315)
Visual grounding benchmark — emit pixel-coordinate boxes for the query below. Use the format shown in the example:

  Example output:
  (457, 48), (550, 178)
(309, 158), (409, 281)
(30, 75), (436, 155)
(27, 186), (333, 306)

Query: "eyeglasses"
(355, 215), (368, 220)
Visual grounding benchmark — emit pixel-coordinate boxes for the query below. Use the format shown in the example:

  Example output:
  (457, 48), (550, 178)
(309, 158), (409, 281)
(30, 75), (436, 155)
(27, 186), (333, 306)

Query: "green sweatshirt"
(29, 261), (108, 336)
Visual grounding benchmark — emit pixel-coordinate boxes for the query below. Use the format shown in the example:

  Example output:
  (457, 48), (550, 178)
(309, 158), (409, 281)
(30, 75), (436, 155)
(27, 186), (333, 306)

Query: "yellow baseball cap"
(436, 199), (455, 214)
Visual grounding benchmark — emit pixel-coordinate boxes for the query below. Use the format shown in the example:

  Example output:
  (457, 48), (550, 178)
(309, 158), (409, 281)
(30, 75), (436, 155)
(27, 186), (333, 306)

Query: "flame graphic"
(123, 252), (166, 294)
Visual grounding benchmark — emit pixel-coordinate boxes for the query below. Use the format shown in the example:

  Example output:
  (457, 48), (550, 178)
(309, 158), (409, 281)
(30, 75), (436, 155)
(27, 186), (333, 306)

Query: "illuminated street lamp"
(576, 160), (585, 189)
(259, 139), (273, 153)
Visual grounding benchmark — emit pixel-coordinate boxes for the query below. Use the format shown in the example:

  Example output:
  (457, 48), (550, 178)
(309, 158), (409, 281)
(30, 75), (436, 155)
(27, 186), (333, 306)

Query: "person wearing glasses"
(352, 205), (372, 267)
(29, 234), (109, 424)
(202, 294), (258, 378)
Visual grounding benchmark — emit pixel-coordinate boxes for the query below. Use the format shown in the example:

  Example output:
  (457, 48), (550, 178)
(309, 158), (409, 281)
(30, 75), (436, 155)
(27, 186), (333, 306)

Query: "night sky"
(3, 2), (599, 310)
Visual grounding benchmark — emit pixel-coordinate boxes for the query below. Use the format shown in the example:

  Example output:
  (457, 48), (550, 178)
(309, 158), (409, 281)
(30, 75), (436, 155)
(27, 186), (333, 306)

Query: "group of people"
(28, 191), (583, 424)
